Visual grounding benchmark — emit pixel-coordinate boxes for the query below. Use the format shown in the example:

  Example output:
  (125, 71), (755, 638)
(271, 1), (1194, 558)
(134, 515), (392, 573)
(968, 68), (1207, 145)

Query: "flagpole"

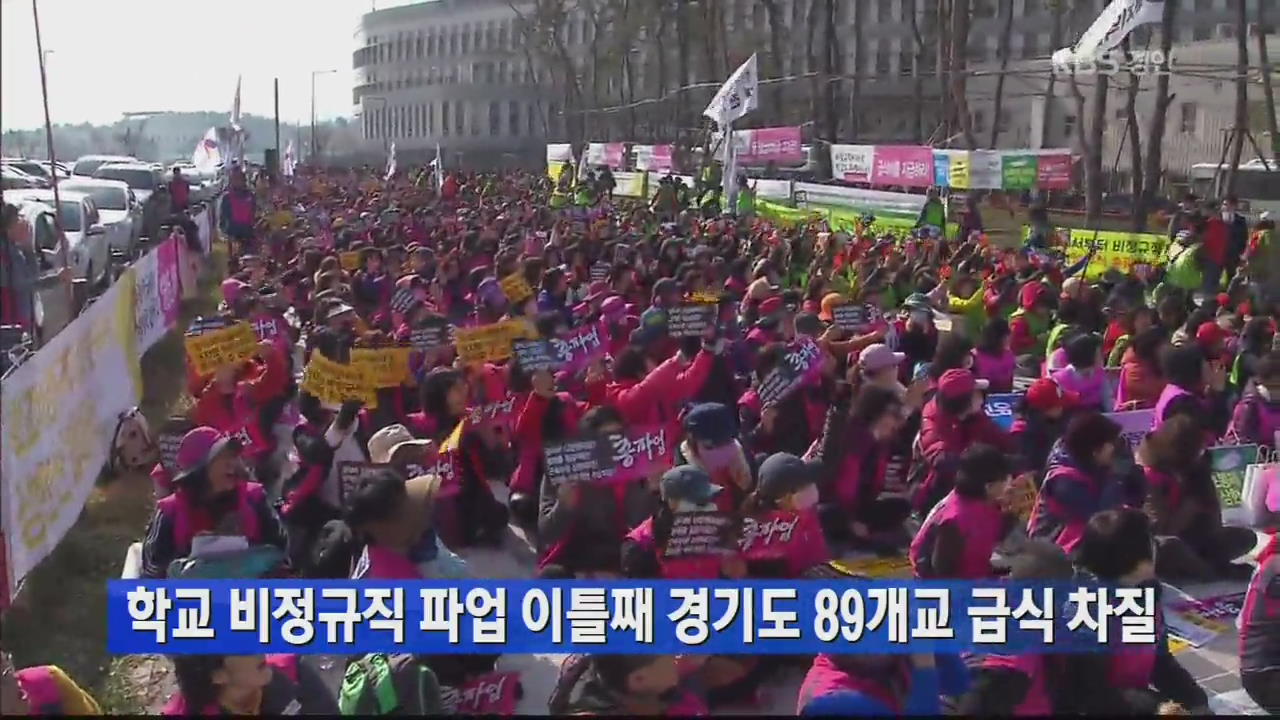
(32, 0), (73, 320)
(722, 122), (735, 215)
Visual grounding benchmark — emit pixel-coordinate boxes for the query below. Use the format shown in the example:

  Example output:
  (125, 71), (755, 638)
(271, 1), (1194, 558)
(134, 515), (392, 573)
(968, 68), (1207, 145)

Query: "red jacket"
(1202, 216), (1228, 265)
(912, 397), (1013, 512)
(591, 350), (714, 434)
(191, 346), (289, 459)
(510, 391), (589, 495)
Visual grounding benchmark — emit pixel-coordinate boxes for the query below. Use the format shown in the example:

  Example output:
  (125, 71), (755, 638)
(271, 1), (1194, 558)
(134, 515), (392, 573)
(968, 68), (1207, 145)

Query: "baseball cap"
(1025, 378), (1080, 412)
(682, 403), (738, 448)
(756, 453), (819, 501)
(1195, 321), (1228, 347)
(902, 293), (931, 312)
(818, 293), (846, 322)
(937, 368), (989, 399)
(660, 465), (723, 505)
(174, 426), (241, 484)
(858, 343), (906, 373)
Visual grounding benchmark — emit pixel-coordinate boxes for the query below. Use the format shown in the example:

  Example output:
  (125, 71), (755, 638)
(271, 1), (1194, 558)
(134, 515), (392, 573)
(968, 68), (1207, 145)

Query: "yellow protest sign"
(949, 152), (971, 189)
(300, 352), (379, 409)
(499, 272), (534, 304)
(351, 347), (414, 388)
(831, 555), (914, 579)
(184, 323), (258, 376)
(339, 251), (362, 271)
(1025, 226), (1171, 279)
(690, 292), (722, 305)
(454, 319), (532, 364)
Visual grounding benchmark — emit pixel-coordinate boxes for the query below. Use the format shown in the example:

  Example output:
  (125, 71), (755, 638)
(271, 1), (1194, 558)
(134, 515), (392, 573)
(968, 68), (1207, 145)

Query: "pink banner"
(156, 237), (181, 329)
(651, 144), (673, 173)
(1036, 153), (1073, 189)
(603, 143), (625, 170)
(870, 145), (935, 187)
(736, 126), (804, 165)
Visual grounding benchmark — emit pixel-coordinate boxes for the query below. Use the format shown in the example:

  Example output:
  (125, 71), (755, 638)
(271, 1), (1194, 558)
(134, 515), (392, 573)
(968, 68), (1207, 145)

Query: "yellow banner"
(300, 352), (379, 408)
(339, 251), (362, 271)
(831, 555), (914, 579)
(499, 272), (534, 304)
(455, 319), (532, 364)
(184, 322), (258, 376)
(1028, 226), (1171, 279)
(350, 347), (414, 388)
(949, 152), (971, 190)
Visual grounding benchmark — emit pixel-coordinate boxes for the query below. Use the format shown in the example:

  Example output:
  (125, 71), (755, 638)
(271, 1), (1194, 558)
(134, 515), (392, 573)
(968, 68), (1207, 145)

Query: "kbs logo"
(1052, 49), (1176, 77)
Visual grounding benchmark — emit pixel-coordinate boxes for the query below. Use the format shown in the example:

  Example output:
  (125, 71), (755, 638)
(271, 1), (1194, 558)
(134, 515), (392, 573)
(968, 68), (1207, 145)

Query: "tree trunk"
(652, 1), (669, 141)
(1122, 40), (1145, 231)
(908, 0), (927, 142)
(936, 0), (952, 143)
(760, 0), (787, 122)
(806, 0), (821, 126)
(1039, 0), (1065, 147)
(822, 0), (840, 143)
(949, 0), (978, 148)
(851, 0), (864, 139)
(1135, 0), (1176, 231)
(1224, 0), (1249, 195)
(1071, 71), (1109, 227)
(674, 1), (691, 139)
(1258, 1), (1279, 163)
(989, 0), (1015, 148)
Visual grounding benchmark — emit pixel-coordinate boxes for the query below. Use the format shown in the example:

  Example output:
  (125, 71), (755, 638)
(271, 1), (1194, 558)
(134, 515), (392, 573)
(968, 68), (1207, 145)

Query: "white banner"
(753, 178), (793, 201)
(969, 150), (1004, 190)
(1053, 0), (1164, 65)
(633, 144), (673, 173)
(546, 143), (574, 167)
(830, 144), (875, 183)
(1, 271), (140, 597)
(613, 171), (646, 198)
(703, 54), (759, 128)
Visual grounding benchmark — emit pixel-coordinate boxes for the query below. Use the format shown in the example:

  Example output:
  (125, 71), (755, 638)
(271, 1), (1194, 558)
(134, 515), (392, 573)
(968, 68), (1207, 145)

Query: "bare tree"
(760, 0), (787, 117)
(936, 0), (952, 143)
(821, 0), (840, 143)
(1223, 0), (1249, 195)
(949, 0), (978, 148)
(1039, 1), (1065, 147)
(1134, 0), (1177, 231)
(850, 0), (864, 139)
(989, 0), (1015, 148)
(907, 0), (928, 142)
(1071, 70), (1109, 227)
(1258, 1), (1279, 161)
(1120, 38), (1145, 230)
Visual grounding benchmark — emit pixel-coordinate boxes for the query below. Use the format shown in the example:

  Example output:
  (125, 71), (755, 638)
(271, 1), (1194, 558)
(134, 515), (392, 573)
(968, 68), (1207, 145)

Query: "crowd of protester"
(2, 158), (1279, 716)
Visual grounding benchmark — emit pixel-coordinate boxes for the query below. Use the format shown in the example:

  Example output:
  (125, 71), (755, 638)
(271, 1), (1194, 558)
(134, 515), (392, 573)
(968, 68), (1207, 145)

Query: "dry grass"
(3, 245), (226, 713)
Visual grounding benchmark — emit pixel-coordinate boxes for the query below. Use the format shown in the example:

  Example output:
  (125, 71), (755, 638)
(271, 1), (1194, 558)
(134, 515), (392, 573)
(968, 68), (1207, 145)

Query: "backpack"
(339, 654), (443, 716)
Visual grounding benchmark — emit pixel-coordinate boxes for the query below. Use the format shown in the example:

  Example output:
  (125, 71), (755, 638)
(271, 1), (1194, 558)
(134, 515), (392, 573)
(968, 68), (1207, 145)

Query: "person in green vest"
(575, 172), (597, 207)
(915, 186), (946, 231)
(699, 187), (723, 220)
(1009, 281), (1054, 359)
(945, 271), (988, 340)
(735, 174), (756, 218)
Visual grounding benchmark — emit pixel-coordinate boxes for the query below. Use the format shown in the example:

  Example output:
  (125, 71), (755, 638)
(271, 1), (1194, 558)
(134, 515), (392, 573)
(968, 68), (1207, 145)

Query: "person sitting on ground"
(165, 654), (337, 715)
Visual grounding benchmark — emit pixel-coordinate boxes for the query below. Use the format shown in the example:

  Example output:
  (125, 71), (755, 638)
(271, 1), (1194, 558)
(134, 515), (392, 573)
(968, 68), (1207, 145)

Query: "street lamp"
(310, 69), (338, 160)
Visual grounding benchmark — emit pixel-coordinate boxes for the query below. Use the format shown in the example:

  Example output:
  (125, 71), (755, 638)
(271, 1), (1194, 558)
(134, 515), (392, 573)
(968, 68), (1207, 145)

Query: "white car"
(93, 162), (169, 241)
(70, 154), (138, 178)
(3, 189), (110, 287)
(58, 177), (142, 255)
(1, 164), (46, 189)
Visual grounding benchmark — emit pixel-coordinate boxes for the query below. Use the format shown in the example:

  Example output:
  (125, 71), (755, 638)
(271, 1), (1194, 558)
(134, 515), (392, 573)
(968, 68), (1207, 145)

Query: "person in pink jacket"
(590, 340), (717, 440)
(739, 453), (830, 577)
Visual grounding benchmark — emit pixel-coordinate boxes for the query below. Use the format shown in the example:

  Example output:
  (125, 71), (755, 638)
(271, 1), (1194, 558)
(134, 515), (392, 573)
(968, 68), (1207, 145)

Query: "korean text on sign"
(300, 352), (379, 409)
(184, 322), (258, 376)
(111, 580), (1158, 655)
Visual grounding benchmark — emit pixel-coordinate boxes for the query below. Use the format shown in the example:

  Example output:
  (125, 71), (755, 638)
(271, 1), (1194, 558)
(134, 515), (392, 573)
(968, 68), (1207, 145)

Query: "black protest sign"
(512, 339), (562, 373)
(157, 416), (195, 474)
(663, 511), (736, 559)
(390, 287), (420, 315)
(590, 262), (611, 283)
(338, 461), (400, 510)
(666, 303), (717, 338)
(543, 437), (614, 485)
(757, 362), (801, 408)
(410, 319), (451, 352)
(185, 315), (231, 338)
(832, 304), (869, 332)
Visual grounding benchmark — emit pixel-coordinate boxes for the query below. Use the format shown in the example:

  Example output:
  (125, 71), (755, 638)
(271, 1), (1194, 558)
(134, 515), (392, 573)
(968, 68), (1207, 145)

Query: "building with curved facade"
(352, 0), (557, 167)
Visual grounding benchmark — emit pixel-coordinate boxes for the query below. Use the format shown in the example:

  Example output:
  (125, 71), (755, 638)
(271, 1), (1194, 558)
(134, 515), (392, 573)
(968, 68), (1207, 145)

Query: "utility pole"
(310, 69), (337, 162)
(32, 0), (73, 319)
(274, 78), (281, 159)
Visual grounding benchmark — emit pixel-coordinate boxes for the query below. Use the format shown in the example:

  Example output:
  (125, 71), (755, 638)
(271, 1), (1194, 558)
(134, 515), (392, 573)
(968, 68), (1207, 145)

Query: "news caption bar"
(109, 580), (1158, 655)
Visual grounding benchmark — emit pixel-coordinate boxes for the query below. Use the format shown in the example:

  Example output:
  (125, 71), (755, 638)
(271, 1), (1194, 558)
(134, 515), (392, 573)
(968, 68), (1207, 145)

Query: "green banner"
(1002, 154), (1037, 190)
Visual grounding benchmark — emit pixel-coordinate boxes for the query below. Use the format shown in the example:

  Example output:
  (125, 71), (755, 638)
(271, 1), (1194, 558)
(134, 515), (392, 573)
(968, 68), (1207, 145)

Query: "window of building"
(1023, 0), (1041, 15)
(878, 0), (892, 23)
(1180, 102), (1198, 133)
(427, 32), (435, 56)
(754, 3), (766, 28)
(461, 25), (470, 53)
(442, 101), (450, 136)
(1193, 24), (1211, 41)
(489, 102), (501, 136)
(567, 19), (577, 44)
(427, 103), (435, 136)
(450, 29), (458, 54)
(528, 104), (537, 136)
(416, 33), (424, 59)
(581, 19), (589, 42)
(499, 23), (509, 49)
(498, 61), (508, 83)
(1062, 113), (1077, 139)
(456, 103), (466, 136)
(899, 50), (913, 75)
(487, 23), (497, 49)
(876, 45), (891, 74)
(508, 101), (520, 137)
(968, 42), (988, 63)
(1194, 0), (1212, 11)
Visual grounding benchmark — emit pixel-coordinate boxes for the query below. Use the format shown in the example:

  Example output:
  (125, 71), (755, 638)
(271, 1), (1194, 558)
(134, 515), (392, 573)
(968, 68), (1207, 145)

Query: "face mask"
(790, 484), (820, 510)
(698, 440), (741, 470)
(1222, 211), (1233, 221)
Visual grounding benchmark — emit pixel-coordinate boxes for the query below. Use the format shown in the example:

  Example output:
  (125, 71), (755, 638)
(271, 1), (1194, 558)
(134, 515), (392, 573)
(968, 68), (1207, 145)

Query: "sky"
(0, 0), (426, 131)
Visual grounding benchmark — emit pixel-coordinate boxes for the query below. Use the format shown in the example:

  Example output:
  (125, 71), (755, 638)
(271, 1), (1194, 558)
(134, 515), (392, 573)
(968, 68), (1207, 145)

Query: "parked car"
(10, 199), (75, 339)
(1, 164), (48, 189)
(3, 188), (110, 287)
(92, 162), (169, 241)
(59, 177), (141, 255)
(2, 158), (56, 184)
(70, 154), (138, 178)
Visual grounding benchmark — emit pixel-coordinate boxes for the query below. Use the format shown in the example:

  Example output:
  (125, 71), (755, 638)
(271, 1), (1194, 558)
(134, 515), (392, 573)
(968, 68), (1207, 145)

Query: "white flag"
(229, 75), (242, 129)
(703, 54), (758, 128)
(283, 140), (296, 177)
(1052, 0), (1164, 67)
(192, 127), (222, 173)
(385, 142), (397, 181)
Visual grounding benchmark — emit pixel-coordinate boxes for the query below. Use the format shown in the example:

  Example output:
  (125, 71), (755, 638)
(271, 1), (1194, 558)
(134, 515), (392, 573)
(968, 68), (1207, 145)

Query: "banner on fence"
(633, 144), (673, 173)
(830, 144), (874, 183)
(733, 126), (804, 166)
(132, 237), (182, 353)
(585, 142), (626, 170)
(1033, 227), (1171, 278)
(1, 271), (140, 601)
